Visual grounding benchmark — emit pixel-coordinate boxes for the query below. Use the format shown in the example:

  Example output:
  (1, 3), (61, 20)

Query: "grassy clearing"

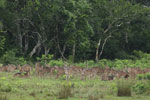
(0, 73), (150, 100)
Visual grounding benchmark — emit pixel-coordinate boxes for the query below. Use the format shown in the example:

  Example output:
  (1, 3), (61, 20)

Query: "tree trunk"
(37, 46), (41, 56)
(44, 46), (50, 56)
(17, 21), (23, 52)
(24, 36), (29, 54)
(95, 39), (101, 62)
(56, 38), (67, 60)
(99, 34), (112, 59)
(62, 44), (66, 56)
(29, 39), (41, 57)
(72, 44), (76, 62)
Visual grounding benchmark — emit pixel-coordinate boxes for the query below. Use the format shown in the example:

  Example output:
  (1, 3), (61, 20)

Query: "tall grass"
(0, 95), (8, 100)
(88, 95), (99, 100)
(117, 80), (131, 96)
(58, 84), (73, 99)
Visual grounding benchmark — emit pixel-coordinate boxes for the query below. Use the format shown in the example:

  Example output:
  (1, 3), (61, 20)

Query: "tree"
(91, 0), (148, 61)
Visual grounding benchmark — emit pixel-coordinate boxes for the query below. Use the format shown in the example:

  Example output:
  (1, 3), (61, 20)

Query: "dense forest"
(0, 0), (150, 64)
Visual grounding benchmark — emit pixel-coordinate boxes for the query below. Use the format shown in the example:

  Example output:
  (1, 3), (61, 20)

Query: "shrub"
(137, 74), (144, 80)
(0, 49), (17, 65)
(58, 82), (73, 99)
(16, 57), (27, 66)
(0, 49), (27, 65)
(0, 63), (3, 67)
(146, 73), (150, 80)
(133, 82), (146, 94)
(88, 95), (99, 100)
(0, 95), (8, 100)
(48, 59), (64, 67)
(37, 54), (53, 65)
(137, 74), (150, 80)
(117, 80), (131, 96)
(109, 83), (117, 95)
(0, 83), (12, 92)
(98, 59), (109, 67)
(133, 81), (150, 94)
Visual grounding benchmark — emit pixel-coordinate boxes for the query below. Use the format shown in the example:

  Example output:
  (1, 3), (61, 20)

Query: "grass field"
(0, 72), (150, 100)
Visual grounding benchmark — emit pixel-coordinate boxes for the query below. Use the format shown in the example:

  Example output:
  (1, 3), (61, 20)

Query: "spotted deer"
(51, 66), (65, 78)
(7, 64), (17, 72)
(20, 64), (32, 76)
(35, 63), (43, 76)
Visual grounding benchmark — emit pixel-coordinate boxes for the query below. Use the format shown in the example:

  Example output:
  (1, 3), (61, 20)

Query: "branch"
(99, 32), (112, 59)
(56, 37), (67, 61)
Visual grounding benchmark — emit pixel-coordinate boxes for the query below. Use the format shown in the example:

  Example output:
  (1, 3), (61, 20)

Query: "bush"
(109, 83), (117, 95)
(137, 74), (145, 80)
(0, 95), (8, 100)
(0, 83), (12, 92)
(0, 64), (3, 67)
(88, 95), (99, 100)
(37, 54), (54, 65)
(0, 49), (17, 65)
(133, 82), (147, 94)
(137, 74), (150, 80)
(16, 57), (27, 66)
(48, 59), (64, 67)
(146, 74), (150, 80)
(58, 81), (73, 99)
(117, 80), (131, 96)
(0, 49), (27, 65)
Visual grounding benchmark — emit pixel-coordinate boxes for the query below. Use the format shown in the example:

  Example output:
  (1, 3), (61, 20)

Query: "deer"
(7, 64), (17, 72)
(20, 64), (32, 76)
(35, 62), (44, 76)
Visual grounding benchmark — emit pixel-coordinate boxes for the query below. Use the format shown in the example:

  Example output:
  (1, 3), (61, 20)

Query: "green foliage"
(0, 49), (17, 65)
(37, 54), (65, 66)
(36, 54), (53, 65)
(0, 0), (150, 62)
(72, 53), (150, 68)
(48, 59), (64, 67)
(0, 63), (3, 67)
(0, 35), (5, 51)
(109, 83), (117, 95)
(0, 82), (12, 92)
(16, 57), (27, 66)
(137, 73), (150, 80)
(68, 55), (74, 64)
(133, 81), (148, 94)
(88, 95), (99, 100)
(137, 74), (144, 80)
(0, 0), (6, 8)
(0, 49), (27, 65)
(133, 80), (150, 95)
(58, 81), (73, 99)
(146, 74), (150, 80)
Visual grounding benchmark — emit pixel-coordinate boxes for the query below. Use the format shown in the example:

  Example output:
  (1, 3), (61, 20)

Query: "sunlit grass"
(0, 72), (150, 100)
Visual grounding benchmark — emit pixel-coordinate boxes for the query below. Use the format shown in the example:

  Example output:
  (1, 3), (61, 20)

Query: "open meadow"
(0, 66), (150, 100)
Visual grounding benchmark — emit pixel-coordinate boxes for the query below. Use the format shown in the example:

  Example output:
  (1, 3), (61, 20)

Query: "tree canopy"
(0, 0), (150, 63)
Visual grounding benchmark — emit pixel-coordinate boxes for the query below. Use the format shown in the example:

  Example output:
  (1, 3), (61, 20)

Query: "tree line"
(0, 0), (150, 63)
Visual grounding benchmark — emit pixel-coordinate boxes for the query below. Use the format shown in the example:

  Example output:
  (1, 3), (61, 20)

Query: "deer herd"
(0, 63), (150, 80)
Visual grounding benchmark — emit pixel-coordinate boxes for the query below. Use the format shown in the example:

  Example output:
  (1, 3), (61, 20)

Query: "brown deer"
(51, 66), (65, 78)
(70, 66), (83, 77)
(35, 63), (43, 76)
(7, 64), (17, 72)
(42, 65), (52, 75)
(20, 64), (32, 76)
